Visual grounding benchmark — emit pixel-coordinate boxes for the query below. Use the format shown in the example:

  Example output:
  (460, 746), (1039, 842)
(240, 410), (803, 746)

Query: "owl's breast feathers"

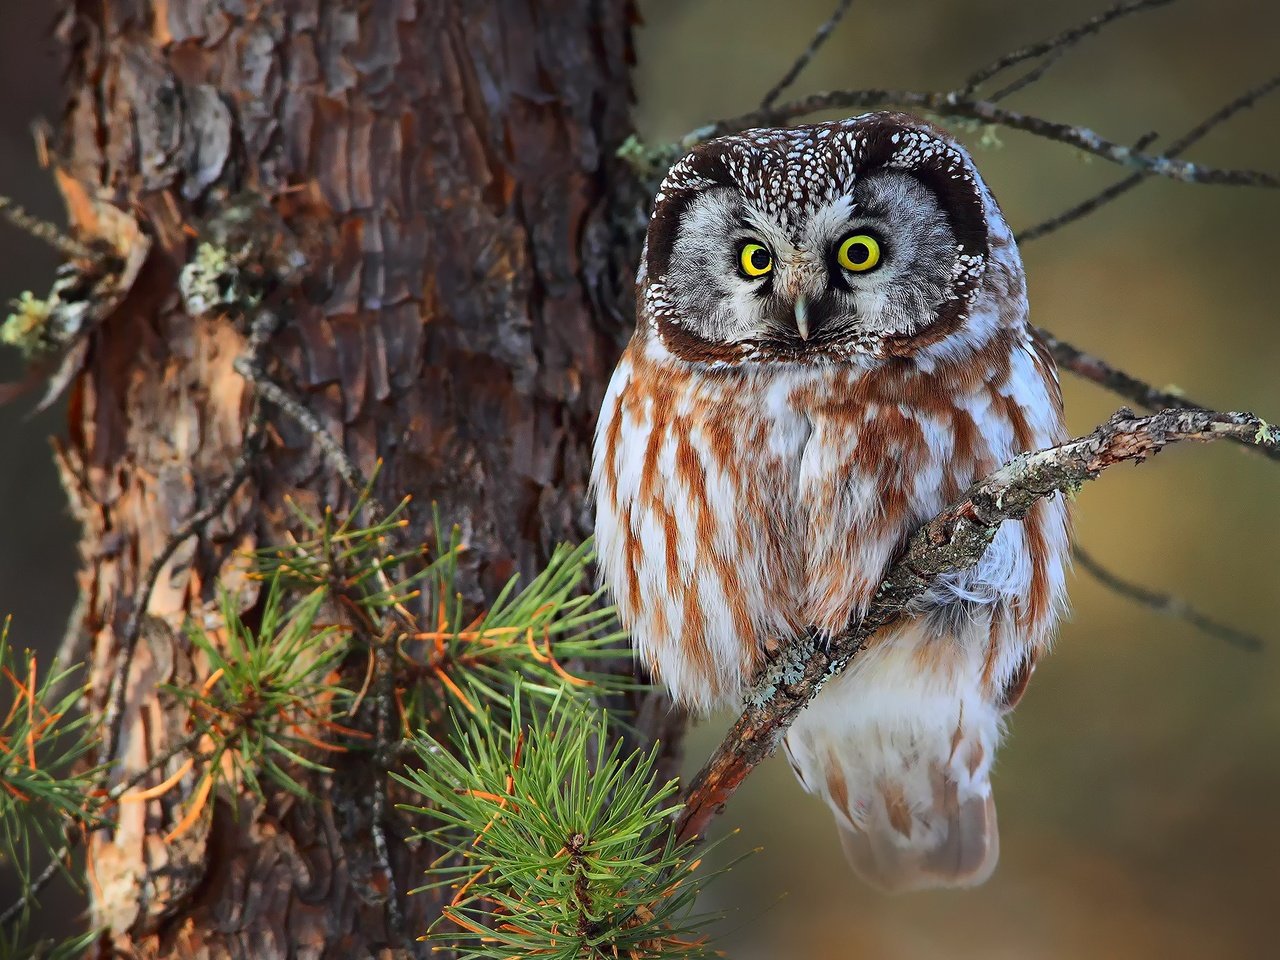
(591, 324), (1068, 714)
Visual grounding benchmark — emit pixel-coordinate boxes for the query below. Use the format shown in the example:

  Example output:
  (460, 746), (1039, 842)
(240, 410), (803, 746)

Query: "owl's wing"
(1025, 324), (1064, 413)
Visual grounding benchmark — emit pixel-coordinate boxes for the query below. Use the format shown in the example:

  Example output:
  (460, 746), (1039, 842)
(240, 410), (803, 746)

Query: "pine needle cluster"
(0, 620), (98, 880)
(0, 483), (731, 958)
(162, 582), (357, 832)
(397, 687), (726, 959)
(0, 620), (101, 957)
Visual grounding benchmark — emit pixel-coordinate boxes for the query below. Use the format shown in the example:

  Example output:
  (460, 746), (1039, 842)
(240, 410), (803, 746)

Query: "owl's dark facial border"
(645, 151), (738, 285)
(853, 115), (990, 263)
(851, 115), (990, 356)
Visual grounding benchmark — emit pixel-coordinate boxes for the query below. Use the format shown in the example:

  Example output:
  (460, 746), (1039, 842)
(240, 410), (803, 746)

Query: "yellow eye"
(837, 233), (882, 273)
(738, 241), (773, 278)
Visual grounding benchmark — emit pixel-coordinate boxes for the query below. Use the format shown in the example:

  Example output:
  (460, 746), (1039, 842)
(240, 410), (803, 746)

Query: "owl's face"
(642, 113), (1016, 365)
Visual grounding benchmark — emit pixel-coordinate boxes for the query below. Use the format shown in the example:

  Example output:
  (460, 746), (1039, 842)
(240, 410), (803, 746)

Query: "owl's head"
(640, 112), (1022, 365)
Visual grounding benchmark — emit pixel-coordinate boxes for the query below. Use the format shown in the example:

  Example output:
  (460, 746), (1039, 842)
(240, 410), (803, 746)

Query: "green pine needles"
(0, 483), (733, 957)
(0, 620), (101, 956)
(397, 687), (727, 959)
(0, 619), (99, 879)
(164, 582), (356, 829)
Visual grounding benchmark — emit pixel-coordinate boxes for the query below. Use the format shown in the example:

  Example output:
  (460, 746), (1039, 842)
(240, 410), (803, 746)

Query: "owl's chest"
(594, 348), (1006, 704)
(666, 365), (942, 629)
(694, 366), (936, 526)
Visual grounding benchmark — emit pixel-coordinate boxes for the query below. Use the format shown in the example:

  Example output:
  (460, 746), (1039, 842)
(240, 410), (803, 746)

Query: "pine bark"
(51, 1), (659, 955)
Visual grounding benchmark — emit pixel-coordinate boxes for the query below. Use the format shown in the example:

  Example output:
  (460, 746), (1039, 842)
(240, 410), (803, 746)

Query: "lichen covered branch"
(1033, 328), (1280, 464)
(675, 407), (1278, 843)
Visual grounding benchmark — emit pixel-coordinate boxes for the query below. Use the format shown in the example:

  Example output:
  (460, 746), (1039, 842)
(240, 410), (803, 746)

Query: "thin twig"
(1019, 74), (1280, 242)
(233, 360), (367, 495)
(2, 728), (206, 926)
(958, 0), (1176, 99)
(688, 89), (1279, 188)
(1034, 326), (1280, 463)
(675, 407), (1278, 843)
(1073, 544), (1261, 651)
(96, 308), (283, 770)
(759, 0), (855, 110)
(237, 309), (408, 937)
(97, 412), (265, 769)
(0, 194), (95, 261)
(0, 853), (65, 928)
(988, 46), (1068, 102)
(370, 639), (403, 937)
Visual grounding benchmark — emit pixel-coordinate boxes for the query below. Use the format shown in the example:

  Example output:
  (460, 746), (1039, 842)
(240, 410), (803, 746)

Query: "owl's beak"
(794, 295), (811, 341)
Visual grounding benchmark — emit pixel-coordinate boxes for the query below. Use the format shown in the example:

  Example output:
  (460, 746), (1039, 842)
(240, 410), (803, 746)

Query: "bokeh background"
(2, 1), (1278, 957)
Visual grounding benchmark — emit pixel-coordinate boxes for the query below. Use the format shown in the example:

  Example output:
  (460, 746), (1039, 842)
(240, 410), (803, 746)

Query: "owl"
(591, 112), (1071, 892)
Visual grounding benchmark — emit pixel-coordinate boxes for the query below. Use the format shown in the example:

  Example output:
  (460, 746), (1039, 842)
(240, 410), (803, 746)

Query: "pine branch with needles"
(396, 685), (733, 959)
(0, 481), (704, 956)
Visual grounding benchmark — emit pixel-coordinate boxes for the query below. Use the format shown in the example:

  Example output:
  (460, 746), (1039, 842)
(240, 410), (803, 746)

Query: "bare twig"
(958, 0), (1176, 99)
(1019, 74), (1280, 242)
(3, 728), (207, 926)
(97, 411), (265, 769)
(97, 307), (284, 769)
(0, 194), (95, 261)
(0, 851), (66, 929)
(235, 308), (409, 937)
(1073, 544), (1261, 651)
(759, 0), (856, 110)
(1034, 326), (1280, 464)
(987, 46), (1069, 102)
(233, 361), (367, 494)
(689, 90), (1279, 189)
(1130, 130), (1161, 152)
(370, 639), (403, 937)
(675, 407), (1277, 843)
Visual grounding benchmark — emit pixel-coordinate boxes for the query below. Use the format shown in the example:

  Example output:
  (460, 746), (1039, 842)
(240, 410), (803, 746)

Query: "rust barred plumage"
(592, 113), (1070, 892)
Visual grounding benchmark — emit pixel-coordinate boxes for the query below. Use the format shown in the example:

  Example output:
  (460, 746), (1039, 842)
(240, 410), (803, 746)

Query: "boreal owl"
(592, 112), (1070, 892)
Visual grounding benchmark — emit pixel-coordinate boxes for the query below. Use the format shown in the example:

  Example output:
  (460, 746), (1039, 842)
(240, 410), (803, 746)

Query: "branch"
(958, 0), (1175, 99)
(97, 411), (264, 769)
(1034, 327), (1280, 463)
(759, 0), (855, 110)
(235, 361), (367, 492)
(2, 728), (206, 927)
(0, 194), (95, 261)
(986, 46), (1069, 103)
(1019, 74), (1280, 242)
(232, 309), (403, 932)
(1073, 544), (1262, 651)
(687, 90), (1279, 188)
(675, 407), (1277, 844)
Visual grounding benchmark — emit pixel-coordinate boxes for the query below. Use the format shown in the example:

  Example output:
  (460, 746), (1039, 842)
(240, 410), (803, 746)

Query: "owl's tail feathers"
(783, 658), (1003, 893)
(832, 762), (999, 893)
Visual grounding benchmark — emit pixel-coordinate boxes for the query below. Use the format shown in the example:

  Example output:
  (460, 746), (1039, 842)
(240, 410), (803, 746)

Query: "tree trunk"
(52, 1), (655, 955)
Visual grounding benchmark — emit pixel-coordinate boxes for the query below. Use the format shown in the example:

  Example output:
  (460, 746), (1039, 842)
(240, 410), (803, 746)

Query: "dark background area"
(2, 2), (1278, 957)
(0, 6), (77, 669)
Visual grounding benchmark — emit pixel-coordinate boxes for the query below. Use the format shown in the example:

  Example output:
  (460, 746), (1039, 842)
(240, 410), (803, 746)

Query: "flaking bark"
(50, 2), (660, 956)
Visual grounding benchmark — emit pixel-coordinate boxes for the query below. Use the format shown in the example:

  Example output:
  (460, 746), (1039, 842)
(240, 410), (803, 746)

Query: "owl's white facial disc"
(833, 171), (958, 340)
(664, 173), (959, 351)
(665, 188), (796, 344)
(642, 113), (1009, 366)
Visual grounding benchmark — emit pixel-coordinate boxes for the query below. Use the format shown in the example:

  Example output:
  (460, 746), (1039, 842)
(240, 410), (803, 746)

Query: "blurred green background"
(2, 1), (1278, 957)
